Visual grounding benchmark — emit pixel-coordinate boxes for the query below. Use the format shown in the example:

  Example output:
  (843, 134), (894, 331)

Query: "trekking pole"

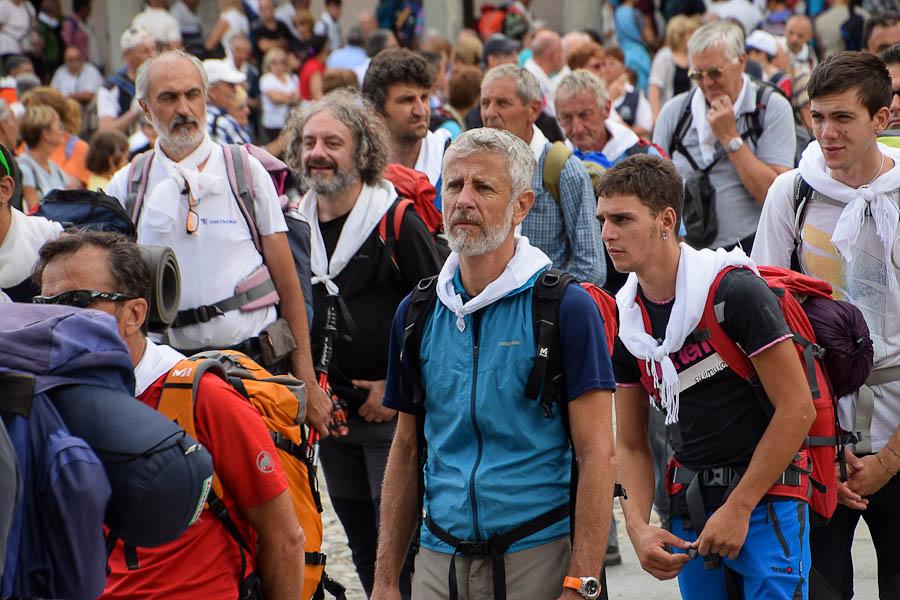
(307, 297), (349, 464)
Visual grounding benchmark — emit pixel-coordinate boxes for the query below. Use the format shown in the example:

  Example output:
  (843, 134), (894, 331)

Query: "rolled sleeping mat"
(51, 384), (214, 548)
(138, 245), (181, 331)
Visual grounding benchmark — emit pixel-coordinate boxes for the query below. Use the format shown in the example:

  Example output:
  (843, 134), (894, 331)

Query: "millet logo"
(771, 566), (794, 575)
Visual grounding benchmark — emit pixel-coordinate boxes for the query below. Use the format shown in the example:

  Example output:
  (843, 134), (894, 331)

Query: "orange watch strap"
(563, 576), (582, 590)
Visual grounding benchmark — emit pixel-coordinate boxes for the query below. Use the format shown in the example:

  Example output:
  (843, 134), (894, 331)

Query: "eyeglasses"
(688, 66), (730, 83)
(33, 290), (136, 308)
(0, 149), (10, 177)
(183, 181), (199, 235)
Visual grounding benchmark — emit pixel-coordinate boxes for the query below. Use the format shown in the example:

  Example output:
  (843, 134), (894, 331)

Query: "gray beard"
(445, 200), (516, 257)
(302, 169), (360, 197)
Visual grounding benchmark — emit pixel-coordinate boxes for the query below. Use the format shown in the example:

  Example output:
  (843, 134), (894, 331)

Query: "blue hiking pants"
(671, 500), (810, 600)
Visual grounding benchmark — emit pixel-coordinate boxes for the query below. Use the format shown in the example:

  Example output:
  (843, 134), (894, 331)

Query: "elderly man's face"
(785, 17), (812, 54)
(556, 89), (610, 153)
(690, 44), (745, 104)
(300, 109), (359, 196)
(64, 47), (85, 74)
(480, 76), (541, 142)
(140, 56), (206, 154)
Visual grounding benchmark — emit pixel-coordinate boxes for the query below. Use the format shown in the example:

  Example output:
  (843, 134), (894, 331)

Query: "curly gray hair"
(283, 89), (390, 186)
(443, 127), (535, 202)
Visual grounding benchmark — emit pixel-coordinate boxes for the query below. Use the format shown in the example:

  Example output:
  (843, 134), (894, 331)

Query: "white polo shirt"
(106, 135), (288, 350)
(49, 63), (105, 98)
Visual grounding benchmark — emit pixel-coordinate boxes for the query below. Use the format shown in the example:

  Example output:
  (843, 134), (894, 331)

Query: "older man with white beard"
(283, 89), (442, 599)
(104, 49), (332, 438)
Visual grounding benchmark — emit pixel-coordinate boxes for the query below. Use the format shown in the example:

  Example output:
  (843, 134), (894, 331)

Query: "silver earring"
(662, 231), (668, 240)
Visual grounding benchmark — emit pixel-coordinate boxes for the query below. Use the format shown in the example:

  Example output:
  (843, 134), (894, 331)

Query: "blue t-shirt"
(384, 274), (616, 413)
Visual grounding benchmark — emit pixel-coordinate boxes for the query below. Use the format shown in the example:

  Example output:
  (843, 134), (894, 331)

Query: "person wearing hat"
(97, 28), (156, 134)
(204, 58), (252, 144)
(745, 30), (791, 97)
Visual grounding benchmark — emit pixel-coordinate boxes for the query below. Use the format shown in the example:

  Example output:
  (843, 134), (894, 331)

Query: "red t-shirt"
(299, 57), (325, 101)
(101, 372), (288, 600)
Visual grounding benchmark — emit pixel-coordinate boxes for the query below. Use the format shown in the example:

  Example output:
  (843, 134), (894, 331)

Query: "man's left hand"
(846, 449), (893, 497)
(707, 95), (739, 145)
(693, 501), (751, 561)
(354, 379), (397, 423)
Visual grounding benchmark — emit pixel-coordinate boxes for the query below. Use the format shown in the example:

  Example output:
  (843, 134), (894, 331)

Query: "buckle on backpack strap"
(701, 467), (737, 487)
(195, 304), (225, 323)
(455, 541), (492, 559)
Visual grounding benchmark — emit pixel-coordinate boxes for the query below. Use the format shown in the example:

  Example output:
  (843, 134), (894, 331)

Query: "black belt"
(424, 502), (569, 600)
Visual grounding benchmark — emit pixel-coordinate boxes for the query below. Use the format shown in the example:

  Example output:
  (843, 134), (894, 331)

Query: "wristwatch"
(725, 136), (744, 153)
(563, 576), (602, 599)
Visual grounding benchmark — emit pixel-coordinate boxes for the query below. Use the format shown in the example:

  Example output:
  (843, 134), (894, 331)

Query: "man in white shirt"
(132, 0), (182, 50)
(97, 28), (156, 134)
(751, 52), (900, 600)
(105, 49), (331, 437)
(50, 46), (104, 105)
(314, 0), (343, 52)
(361, 48), (451, 191)
(524, 29), (564, 118)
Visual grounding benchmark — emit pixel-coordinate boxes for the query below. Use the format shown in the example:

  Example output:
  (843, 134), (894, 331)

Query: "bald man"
(524, 29), (564, 117)
(785, 15), (818, 78)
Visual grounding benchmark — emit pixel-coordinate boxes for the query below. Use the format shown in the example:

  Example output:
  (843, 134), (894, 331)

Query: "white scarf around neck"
(691, 74), (750, 166)
(602, 118), (640, 161)
(528, 124), (549, 163)
(300, 180), (396, 296)
(134, 338), (186, 397)
(616, 243), (757, 424)
(0, 207), (62, 289)
(798, 141), (900, 288)
(437, 235), (551, 333)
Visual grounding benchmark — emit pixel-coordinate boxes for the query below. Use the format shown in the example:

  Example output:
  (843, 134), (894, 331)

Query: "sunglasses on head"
(688, 66), (729, 83)
(33, 290), (136, 308)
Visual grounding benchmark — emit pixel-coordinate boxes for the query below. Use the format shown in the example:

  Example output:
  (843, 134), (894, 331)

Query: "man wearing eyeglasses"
(103, 49), (333, 439)
(652, 21), (796, 253)
(32, 230), (305, 600)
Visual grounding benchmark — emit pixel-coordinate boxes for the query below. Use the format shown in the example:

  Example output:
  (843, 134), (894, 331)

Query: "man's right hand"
(305, 384), (332, 438)
(629, 523), (692, 580)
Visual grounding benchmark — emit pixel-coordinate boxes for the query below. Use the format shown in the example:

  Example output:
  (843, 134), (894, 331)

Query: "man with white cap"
(204, 58), (252, 145)
(745, 30), (791, 97)
(97, 28), (156, 133)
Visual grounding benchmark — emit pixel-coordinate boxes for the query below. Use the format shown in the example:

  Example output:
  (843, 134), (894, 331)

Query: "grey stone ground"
(319, 476), (879, 600)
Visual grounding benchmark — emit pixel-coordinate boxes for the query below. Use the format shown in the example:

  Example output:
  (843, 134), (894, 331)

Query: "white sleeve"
(247, 154), (288, 236)
(313, 19), (327, 37)
(635, 94), (654, 132)
(96, 85), (120, 118)
(105, 163), (131, 209)
(81, 65), (105, 92)
(750, 169), (799, 267)
(259, 73), (276, 93)
(49, 68), (64, 92)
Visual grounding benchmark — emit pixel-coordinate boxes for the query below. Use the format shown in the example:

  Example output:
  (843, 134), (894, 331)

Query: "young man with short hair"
(752, 51), (900, 600)
(604, 153), (817, 599)
(34, 230), (305, 600)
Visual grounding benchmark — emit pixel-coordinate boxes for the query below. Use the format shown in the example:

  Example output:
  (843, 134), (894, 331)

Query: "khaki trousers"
(411, 536), (570, 600)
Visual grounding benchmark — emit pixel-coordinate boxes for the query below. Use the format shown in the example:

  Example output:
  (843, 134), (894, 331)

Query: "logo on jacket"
(256, 451), (275, 474)
(770, 566), (794, 575)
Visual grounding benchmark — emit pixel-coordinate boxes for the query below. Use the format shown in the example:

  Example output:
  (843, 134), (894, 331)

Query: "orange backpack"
(159, 350), (338, 600)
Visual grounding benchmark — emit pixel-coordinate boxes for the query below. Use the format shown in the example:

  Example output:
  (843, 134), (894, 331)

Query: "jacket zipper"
(469, 311), (484, 540)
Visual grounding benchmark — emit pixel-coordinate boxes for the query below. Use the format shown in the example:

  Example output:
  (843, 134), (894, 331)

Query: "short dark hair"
(880, 42), (900, 66)
(807, 51), (891, 117)
(33, 231), (152, 308)
(863, 11), (899, 53)
(3, 54), (31, 76)
(86, 130), (129, 175)
(362, 48), (435, 112)
(596, 154), (683, 231)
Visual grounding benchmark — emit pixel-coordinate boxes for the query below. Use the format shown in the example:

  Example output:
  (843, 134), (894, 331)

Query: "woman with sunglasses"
(0, 143), (62, 303)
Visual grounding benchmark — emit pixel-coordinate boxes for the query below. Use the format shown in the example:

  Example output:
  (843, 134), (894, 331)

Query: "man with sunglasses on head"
(652, 20), (796, 253)
(32, 230), (305, 600)
(103, 49), (333, 439)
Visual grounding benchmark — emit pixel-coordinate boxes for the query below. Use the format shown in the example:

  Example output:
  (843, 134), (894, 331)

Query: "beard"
(444, 200), (516, 257)
(301, 157), (360, 196)
(152, 112), (205, 153)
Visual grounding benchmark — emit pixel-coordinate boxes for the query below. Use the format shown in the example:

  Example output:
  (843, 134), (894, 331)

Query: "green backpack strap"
(542, 142), (573, 203)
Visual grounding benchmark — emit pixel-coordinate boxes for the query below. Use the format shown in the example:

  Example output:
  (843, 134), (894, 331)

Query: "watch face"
(583, 578), (601, 598)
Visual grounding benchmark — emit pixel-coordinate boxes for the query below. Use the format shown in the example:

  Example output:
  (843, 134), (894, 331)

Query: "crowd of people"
(1, 0), (900, 599)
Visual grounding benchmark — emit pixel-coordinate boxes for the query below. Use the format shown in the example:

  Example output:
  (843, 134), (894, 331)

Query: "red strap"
(393, 199), (413, 242)
(700, 266), (756, 381)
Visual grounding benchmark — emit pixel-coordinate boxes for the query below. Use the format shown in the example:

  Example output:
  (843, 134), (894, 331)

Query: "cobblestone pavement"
(319, 476), (877, 600)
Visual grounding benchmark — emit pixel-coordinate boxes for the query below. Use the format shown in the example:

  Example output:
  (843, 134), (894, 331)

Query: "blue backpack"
(33, 189), (137, 239)
(0, 304), (213, 598)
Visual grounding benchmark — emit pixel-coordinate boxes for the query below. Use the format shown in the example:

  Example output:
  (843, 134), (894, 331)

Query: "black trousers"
(810, 474), (900, 599)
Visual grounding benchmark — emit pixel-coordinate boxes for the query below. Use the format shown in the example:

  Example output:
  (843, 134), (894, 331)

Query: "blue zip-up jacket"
(414, 270), (572, 553)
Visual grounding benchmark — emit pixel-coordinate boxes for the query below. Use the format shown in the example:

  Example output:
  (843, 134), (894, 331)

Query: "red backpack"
(637, 266), (846, 522)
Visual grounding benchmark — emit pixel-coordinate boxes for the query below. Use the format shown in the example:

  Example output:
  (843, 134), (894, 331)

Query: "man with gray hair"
(371, 126), (616, 600)
(104, 50), (332, 436)
(282, 88), (442, 598)
(481, 63), (605, 286)
(652, 20), (796, 252)
(525, 29), (564, 117)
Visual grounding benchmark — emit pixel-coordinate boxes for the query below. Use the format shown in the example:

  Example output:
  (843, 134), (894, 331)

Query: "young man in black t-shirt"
(282, 89), (442, 599)
(597, 154), (816, 600)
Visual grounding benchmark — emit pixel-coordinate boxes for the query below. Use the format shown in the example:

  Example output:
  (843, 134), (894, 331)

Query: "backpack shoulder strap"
(126, 150), (155, 224)
(748, 81), (773, 145)
(377, 198), (413, 272)
(525, 268), (576, 419)
(222, 143), (263, 255)
(696, 266), (756, 382)
(542, 142), (573, 203)
(790, 175), (814, 273)
(669, 90), (701, 170)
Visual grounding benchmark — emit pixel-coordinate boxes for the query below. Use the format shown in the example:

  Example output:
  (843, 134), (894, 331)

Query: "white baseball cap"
(121, 28), (155, 51)
(203, 59), (247, 85)
(746, 30), (778, 58)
